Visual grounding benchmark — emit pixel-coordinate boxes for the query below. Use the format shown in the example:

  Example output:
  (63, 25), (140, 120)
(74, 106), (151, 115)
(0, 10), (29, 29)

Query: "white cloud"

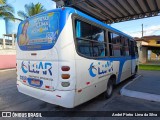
(125, 25), (160, 37)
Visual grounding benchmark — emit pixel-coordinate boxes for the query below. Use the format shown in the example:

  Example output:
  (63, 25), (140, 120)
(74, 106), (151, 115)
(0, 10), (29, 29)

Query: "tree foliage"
(152, 49), (160, 56)
(0, 0), (5, 4)
(0, 0), (15, 20)
(17, 3), (46, 20)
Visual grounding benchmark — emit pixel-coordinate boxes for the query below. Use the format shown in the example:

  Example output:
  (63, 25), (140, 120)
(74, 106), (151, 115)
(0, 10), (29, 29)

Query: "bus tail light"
(61, 74), (70, 79)
(61, 82), (70, 87)
(61, 66), (70, 71)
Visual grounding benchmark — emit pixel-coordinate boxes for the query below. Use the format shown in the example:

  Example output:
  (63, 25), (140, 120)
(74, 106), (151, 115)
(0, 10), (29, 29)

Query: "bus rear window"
(17, 12), (60, 51)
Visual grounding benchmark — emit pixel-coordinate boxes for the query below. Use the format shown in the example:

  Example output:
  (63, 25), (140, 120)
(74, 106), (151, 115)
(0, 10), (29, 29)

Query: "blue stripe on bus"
(98, 56), (137, 84)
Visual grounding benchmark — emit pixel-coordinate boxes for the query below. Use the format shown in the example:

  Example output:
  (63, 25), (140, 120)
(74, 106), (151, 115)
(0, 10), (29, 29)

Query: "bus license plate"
(31, 80), (40, 86)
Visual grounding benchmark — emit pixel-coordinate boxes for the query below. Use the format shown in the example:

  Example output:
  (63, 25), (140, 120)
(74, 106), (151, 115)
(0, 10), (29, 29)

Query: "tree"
(17, 3), (46, 20)
(0, 0), (15, 20)
(152, 49), (160, 60)
(0, 0), (5, 4)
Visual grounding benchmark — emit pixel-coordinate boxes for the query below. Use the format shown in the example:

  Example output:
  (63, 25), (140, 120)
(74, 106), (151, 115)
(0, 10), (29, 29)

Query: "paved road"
(0, 70), (160, 120)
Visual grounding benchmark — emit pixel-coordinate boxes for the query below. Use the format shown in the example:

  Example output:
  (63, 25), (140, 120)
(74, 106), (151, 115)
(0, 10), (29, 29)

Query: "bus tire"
(105, 78), (114, 99)
(134, 66), (138, 75)
(132, 66), (138, 78)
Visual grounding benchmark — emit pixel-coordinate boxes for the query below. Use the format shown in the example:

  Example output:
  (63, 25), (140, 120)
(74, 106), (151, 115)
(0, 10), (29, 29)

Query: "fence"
(0, 34), (16, 69)
(0, 34), (16, 50)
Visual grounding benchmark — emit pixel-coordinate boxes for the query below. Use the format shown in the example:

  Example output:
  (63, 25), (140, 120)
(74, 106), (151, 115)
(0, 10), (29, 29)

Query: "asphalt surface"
(0, 70), (160, 120)
(126, 71), (160, 95)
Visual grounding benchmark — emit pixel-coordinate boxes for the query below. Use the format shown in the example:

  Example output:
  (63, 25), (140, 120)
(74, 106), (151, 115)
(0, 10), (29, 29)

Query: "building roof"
(142, 35), (160, 40)
(135, 35), (160, 41)
(70, 0), (160, 23)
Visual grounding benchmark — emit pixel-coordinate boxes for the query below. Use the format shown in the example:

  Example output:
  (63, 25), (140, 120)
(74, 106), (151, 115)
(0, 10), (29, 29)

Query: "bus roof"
(21, 7), (133, 39)
(72, 7), (133, 39)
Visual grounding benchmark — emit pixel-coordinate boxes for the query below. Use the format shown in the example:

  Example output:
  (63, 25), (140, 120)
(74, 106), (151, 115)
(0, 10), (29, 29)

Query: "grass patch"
(139, 64), (160, 71)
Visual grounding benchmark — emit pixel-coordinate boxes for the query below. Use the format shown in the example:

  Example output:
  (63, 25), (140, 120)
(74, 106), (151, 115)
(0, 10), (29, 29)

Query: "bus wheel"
(132, 66), (138, 78)
(135, 66), (138, 75)
(105, 79), (114, 99)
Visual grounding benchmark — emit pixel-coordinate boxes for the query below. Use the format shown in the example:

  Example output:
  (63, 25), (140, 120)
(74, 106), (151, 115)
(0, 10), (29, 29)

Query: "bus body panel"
(16, 41), (59, 90)
(17, 59), (58, 91)
(74, 54), (120, 106)
(54, 14), (76, 91)
(120, 59), (132, 81)
(17, 80), (75, 108)
(17, 12), (78, 108)
(74, 77), (107, 107)
(131, 58), (139, 74)
(16, 7), (139, 108)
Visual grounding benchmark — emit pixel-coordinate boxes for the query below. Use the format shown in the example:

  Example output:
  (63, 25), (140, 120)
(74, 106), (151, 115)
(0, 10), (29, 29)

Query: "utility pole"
(142, 24), (143, 38)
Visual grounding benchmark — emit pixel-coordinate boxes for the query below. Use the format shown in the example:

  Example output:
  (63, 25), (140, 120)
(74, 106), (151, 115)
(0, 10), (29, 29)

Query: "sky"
(0, 0), (160, 38)
(0, 0), (56, 38)
(111, 15), (160, 38)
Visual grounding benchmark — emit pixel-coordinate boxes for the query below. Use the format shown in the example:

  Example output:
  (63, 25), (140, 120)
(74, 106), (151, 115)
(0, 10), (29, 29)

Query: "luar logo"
(21, 61), (52, 76)
(21, 61), (28, 73)
(88, 61), (113, 77)
(88, 63), (97, 77)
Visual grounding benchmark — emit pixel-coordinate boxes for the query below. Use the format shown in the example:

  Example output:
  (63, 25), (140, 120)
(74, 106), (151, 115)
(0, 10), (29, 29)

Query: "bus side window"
(76, 21), (81, 38)
(134, 41), (139, 56)
(75, 20), (93, 57)
(108, 32), (113, 56)
(112, 33), (121, 57)
(130, 41), (135, 57)
(120, 36), (131, 56)
(125, 39), (130, 56)
(75, 19), (107, 58)
(91, 25), (106, 57)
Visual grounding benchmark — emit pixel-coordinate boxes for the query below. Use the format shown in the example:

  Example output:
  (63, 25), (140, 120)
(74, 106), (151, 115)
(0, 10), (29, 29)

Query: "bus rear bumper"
(17, 80), (75, 108)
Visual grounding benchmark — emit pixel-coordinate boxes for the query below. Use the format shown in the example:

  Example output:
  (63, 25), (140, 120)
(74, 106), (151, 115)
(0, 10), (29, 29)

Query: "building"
(136, 35), (160, 64)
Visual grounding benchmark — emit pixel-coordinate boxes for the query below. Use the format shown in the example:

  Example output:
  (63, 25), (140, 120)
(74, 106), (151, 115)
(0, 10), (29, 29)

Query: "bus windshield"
(17, 12), (60, 51)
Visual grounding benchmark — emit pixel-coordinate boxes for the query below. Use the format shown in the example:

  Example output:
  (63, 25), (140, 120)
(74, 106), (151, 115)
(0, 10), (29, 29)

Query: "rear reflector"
(16, 63), (17, 72)
(86, 82), (90, 85)
(61, 74), (70, 79)
(78, 89), (82, 93)
(62, 7), (65, 10)
(31, 53), (37, 56)
(56, 95), (61, 98)
(23, 80), (26, 83)
(61, 66), (70, 71)
(45, 86), (50, 89)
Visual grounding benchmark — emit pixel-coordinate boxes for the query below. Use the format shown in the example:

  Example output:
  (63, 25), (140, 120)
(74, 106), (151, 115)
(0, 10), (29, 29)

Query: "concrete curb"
(0, 68), (16, 72)
(120, 75), (160, 102)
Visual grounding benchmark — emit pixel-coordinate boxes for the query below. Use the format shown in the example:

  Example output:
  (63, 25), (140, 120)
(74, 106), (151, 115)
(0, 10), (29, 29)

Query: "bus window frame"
(108, 31), (124, 58)
(72, 14), (135, 59)
(107, 31), (135, 58)
(72, 14), (109, 59)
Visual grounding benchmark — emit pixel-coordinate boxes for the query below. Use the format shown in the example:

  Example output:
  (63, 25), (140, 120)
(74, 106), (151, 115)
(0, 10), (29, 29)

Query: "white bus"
(16, 7), (138, 108)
